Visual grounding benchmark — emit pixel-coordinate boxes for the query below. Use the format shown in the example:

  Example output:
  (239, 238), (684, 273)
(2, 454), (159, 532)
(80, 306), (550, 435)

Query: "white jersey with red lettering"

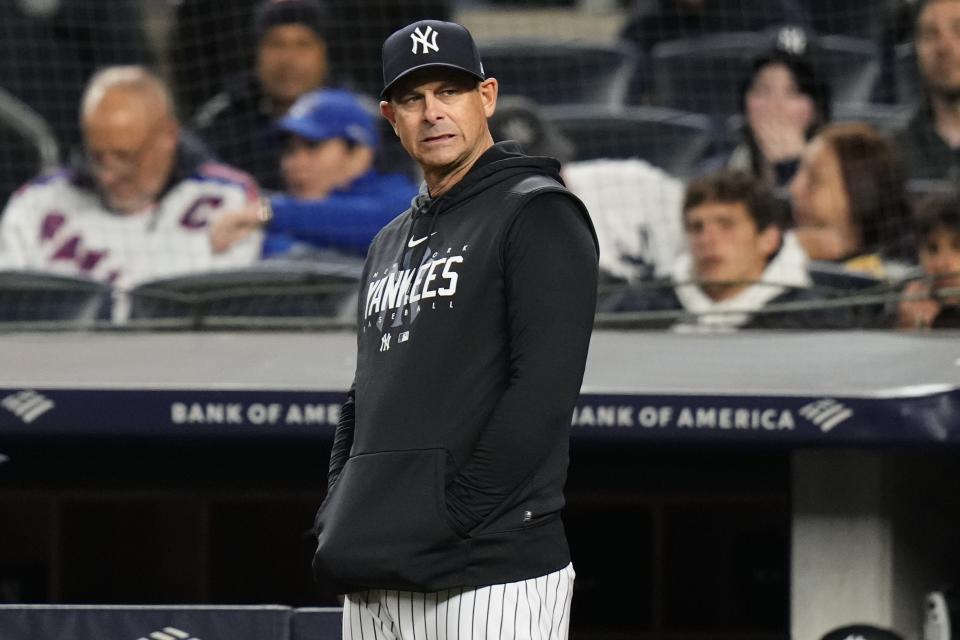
(0, 161), (262, 289)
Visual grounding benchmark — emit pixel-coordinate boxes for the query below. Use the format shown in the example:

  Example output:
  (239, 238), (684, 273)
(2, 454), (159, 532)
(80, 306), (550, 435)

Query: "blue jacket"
(264, 169), (419, 258)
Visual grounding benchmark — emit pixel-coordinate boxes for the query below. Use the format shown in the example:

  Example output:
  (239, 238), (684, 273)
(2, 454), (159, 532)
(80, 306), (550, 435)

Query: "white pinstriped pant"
(342, 563), (575, 640)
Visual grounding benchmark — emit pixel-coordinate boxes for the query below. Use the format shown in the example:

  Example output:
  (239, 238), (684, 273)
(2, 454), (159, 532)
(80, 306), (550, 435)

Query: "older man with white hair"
(0, 65), (262, 290)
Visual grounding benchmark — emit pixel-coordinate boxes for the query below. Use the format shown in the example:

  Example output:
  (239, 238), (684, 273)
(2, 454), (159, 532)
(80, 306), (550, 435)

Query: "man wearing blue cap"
(209, 88), (418, 258)
(312, 19), (599, 640)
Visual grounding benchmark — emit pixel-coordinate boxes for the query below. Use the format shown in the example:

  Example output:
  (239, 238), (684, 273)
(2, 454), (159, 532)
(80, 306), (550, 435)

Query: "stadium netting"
(0, 0), (954, 331)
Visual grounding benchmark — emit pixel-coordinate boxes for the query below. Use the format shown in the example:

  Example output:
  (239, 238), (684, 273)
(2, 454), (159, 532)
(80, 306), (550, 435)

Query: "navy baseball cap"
(380, 20), (485, 100)
(278, 89), (378, 149)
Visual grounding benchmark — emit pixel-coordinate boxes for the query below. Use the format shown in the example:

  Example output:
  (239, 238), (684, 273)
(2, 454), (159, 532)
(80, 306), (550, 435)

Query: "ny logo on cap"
(410, 25), (439, 54)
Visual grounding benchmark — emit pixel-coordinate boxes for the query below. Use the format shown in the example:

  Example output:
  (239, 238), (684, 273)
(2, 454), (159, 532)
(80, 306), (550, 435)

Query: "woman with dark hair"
(721, 47), (832, 188)
(789, 122), (915, 277)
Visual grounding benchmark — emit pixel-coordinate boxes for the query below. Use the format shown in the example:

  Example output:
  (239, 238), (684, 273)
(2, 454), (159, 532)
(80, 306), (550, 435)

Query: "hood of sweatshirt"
(412, 140), (565, 214)
(398, 140), (567, 266)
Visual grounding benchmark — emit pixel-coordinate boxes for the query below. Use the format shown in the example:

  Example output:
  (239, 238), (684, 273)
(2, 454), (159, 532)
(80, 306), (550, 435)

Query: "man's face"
(380, 70), (497, 179)
(257, 25), (328, 109)
(684, 201), (780, 301)
(916, 0), (960, 99)
(83, 89), (178, 214)
(920, 225), (960, 296)
(281, 135), (352, 199)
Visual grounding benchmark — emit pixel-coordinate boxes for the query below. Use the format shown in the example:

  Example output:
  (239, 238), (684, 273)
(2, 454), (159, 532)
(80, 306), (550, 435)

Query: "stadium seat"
(0, 86), (59, 207)
(818, 34), (882, 106)
(542, 104), (714, 176)
(127, 260), (362, 327)
(907, 178), (953, 200)
(805, 261), (893, 328)
(832, 103), (913, 135)
(648, 31), (770, 119)
(0, 270), (111, 325)
(807, 260), (887, 293)
(804, 0), (887, 38)
(649, 31), (882, 119)
(477, 40), (638, 106)
(893, 42), (920, 107)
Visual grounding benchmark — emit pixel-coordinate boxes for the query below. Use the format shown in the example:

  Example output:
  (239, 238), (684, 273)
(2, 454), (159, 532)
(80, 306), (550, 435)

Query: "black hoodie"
(313, 142), (599, 593)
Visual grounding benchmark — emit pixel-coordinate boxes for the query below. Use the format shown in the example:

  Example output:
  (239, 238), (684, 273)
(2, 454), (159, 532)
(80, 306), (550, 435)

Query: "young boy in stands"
(897, 191), (960, 329)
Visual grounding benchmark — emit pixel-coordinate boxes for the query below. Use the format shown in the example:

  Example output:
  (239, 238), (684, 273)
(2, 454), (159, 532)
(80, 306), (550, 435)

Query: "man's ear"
(759, 224), (782, 260)
(479, 78), (498, 118)
(159, 118), (180, 153)
(380, 101), (399, 136)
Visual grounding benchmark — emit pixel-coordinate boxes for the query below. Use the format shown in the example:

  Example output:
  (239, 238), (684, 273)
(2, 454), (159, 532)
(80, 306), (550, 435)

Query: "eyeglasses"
(84, 118), (170, 177)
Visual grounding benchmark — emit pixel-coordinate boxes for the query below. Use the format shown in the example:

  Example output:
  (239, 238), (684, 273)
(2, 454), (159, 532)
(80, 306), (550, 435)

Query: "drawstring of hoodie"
(417, 204), (441, 263)
(397, 141), (549, 277)
(381, 192), (439, 325)
(399, 191), (441, 271)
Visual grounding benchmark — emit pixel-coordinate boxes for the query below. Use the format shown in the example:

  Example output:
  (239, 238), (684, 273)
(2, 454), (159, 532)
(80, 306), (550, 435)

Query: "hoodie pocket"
(313, 448), (468, 591)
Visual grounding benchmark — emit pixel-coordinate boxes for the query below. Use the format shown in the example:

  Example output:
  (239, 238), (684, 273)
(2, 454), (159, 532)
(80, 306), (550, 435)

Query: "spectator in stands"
(620, 0), (810, 56)
(488, 96), (686, 282)
(600, 170), (846, 330)
(896, 0), (960, 181)
(896, 190), (960, 328)
(0, 66), (262, 290)
(192, 0), (331, 191)
(209, 88), (417, 259)
(172, 0), (450, 116)
(710, 45), (831, 189)
(790, 123), (915, 277)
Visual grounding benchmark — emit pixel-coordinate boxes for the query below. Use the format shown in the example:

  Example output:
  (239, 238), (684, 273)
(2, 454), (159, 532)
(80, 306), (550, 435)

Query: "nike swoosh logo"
(407, 232), (437, 248)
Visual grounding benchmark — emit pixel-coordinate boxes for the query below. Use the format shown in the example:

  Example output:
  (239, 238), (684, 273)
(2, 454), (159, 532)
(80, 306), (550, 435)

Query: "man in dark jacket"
(191, 0), (330, 191)
(312, 19), (599, 640)
(896, 0), (960, 181)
